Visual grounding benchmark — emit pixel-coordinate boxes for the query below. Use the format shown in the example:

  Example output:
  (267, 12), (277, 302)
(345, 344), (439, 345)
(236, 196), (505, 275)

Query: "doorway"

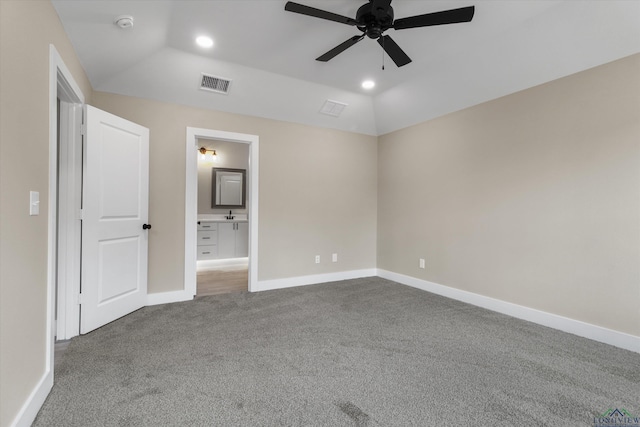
(195, 139), (249, 296)
(184, 128), (259, 297)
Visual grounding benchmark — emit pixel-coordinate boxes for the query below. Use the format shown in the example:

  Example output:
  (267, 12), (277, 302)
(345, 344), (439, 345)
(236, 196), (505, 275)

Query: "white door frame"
(49, 45), (85, 345)
(185, 128), (259, 296)
(55, 91), (83, 341)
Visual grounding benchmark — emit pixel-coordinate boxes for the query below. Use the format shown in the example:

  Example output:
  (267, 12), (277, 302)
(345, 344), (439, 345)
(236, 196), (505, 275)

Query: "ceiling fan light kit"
(284, 0), (475, 68)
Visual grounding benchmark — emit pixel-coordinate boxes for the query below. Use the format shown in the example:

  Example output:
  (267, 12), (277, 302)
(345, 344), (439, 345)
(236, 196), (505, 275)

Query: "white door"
(81, 105), (149, 334)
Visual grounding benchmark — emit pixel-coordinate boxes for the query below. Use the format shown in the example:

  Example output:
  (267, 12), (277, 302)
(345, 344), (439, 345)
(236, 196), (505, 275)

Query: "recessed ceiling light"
(362, 80), (375, 90)
(196, 36), (214, 48)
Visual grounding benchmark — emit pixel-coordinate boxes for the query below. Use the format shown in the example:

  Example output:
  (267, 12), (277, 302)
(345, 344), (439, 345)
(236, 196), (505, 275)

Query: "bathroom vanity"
(197, 166), (248, 260)
(197, 216), (248, 260)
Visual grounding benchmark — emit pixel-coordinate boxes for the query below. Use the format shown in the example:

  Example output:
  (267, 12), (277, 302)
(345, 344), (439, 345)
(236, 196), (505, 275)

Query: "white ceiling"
(52, 0), (640, 136)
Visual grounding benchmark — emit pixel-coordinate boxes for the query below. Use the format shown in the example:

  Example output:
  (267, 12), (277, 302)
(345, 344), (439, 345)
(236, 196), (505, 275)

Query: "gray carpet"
(35, 277), (639, 426)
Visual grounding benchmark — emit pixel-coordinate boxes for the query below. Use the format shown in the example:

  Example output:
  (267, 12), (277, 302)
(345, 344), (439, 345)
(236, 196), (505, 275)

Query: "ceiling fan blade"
(316, 35), (365, 62)
(285, 2), (357, 26)
(393, 6), (475, 30)
(377, 35), (412, 67)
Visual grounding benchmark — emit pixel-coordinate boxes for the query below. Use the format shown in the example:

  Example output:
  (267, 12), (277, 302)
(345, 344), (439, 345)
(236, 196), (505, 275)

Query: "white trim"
(185, 129), (198, 298)
(8, 372), (53, 427)
(197, 257), (248, 271)
(185, 128), (259, 296)
(52, 45), (84, 343)
(51, 46), (85, 105)
(377, 269), (640, 354)
(55, 101), (83, 340)
(15, 44), (87, 427)
(146, 290), (194, 306)
(256, 269), (378, 292)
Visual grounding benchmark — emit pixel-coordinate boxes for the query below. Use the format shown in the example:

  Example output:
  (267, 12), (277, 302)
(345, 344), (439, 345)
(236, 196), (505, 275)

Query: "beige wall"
(91, 92), (378, 290)
(197, 139), (249, 215)
(378, 54), (640, 336)
(0, 1), (93, 425)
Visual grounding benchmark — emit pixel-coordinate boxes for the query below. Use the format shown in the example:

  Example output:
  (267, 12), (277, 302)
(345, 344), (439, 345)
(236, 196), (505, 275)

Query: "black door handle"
(143, 224), (152, 230)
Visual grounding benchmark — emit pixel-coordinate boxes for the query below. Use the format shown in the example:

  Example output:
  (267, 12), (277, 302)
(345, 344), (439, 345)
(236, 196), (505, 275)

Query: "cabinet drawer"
(198, 222), (218, 231)
(197, 230), (217, 244)
(197, 245), (218, 260)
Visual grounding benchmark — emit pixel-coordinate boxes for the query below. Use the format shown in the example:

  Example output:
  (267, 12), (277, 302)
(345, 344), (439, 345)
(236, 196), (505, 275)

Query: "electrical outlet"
(332, 253), (338, 262)
(419, 258), (425, 269)
(315, 255), (320, 264)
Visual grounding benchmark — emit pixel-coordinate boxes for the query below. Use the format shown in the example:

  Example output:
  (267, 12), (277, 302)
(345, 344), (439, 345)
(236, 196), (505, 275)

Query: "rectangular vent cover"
(319, 99), (348, 117)
(200, 73), (232, 94)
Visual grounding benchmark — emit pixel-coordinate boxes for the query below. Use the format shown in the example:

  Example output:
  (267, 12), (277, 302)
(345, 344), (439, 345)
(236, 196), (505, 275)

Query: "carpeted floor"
(35, 277), (639, 426)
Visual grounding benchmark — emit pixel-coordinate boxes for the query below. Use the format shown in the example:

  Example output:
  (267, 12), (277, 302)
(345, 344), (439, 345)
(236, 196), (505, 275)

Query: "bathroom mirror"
(212, 168), (246, 208)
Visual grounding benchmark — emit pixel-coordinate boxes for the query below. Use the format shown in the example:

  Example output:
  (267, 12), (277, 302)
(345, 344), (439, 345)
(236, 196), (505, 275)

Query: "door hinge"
(80, 122), (86, 136)
(78, 293), (82, 304)
(78, 209), (84, 220)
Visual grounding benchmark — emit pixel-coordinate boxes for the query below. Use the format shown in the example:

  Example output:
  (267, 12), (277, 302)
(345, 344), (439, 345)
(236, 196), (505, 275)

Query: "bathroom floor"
(196, 267), (248, 297)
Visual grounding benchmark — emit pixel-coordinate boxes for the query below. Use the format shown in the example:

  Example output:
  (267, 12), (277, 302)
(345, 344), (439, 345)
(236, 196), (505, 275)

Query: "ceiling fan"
(284, 0), (475, 67)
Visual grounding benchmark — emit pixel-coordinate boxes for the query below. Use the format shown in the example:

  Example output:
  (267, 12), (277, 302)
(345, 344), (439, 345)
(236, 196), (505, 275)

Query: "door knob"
(142, 224), (152, 230)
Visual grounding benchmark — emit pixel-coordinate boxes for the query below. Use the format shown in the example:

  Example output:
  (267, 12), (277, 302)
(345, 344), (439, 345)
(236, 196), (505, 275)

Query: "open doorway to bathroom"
(196, 138), (250, 296)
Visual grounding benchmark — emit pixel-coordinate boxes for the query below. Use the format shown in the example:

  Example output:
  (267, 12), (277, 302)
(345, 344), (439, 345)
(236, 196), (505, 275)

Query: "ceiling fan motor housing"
(356, 3), (394, 39)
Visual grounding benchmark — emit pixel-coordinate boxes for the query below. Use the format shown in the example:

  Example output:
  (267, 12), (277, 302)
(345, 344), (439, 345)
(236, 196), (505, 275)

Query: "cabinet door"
(235, 222), (248, 257)
(217, 222), (236, 259)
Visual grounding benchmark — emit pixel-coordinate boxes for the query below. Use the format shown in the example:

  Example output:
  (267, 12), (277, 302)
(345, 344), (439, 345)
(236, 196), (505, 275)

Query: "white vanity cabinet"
(217, 222), (248, 258)
(197, 220), (248, 260)
(197, 221), (218, 260)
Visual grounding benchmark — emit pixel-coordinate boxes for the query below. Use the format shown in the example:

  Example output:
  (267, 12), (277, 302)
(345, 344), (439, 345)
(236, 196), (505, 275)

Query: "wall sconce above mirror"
(199, 146), (218, 163)
(212, 167), (246, 209)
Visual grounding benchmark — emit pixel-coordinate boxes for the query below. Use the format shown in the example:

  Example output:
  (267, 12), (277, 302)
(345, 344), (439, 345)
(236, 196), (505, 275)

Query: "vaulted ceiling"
(52, 0), (640, 136)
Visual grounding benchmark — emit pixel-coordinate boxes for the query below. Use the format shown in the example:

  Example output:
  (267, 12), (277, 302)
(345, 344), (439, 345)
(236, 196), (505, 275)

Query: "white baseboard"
(10, 370), (52, 427)
(146, 289), (194, 306)
(377, 269), (640, 354)
(256, 269), (377, 292)
(197, 257), (248, 271)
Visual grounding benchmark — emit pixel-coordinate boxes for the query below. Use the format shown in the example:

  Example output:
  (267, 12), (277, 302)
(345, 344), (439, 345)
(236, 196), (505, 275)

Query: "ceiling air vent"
(200, 73), (232, 94)
(319, 99), (348, 117)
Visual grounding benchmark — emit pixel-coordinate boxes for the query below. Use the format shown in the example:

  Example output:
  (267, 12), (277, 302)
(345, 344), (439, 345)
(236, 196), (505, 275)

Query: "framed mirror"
(212, 168), (246, 208)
